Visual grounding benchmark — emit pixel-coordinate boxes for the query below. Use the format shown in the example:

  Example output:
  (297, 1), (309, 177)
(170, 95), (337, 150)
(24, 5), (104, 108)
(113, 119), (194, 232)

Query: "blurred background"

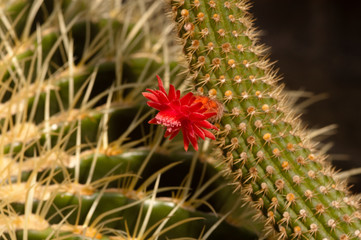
(252, 1), (361, 192)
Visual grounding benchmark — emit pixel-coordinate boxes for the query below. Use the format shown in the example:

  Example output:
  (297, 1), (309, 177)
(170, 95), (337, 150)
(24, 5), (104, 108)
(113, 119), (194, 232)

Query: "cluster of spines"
(0, 1), (264, 238)
(169, 0), (361, 239)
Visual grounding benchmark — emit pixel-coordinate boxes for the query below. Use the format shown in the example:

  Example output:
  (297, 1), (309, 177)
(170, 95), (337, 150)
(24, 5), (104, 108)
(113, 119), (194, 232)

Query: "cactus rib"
(169, 0), (361, 239)
(0, 0), (276, 239)
(10, 186), (256, 239)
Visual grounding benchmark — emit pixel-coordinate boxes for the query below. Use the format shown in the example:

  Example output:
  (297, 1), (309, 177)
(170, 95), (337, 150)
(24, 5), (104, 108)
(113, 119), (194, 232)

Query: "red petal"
(164, 129), (172, 137)
(190, 112), (208, 120)
(210, 123), (219, 130)
(164, 126), (180, 138)
(202, 128), (216, 140)
(145, 89), (170, 104)
(168, 84), (177, 101)
(169, 128), (181, 140)
(186, 124), (199, 151)
(189, 102), (203, 112)
(183, 132), (190, 151)
(192, 143), (199, 151)
(147, 102), (167, 111)
(203, 112), (217, 119)
(197, 120), (217, 129)
(189, 134), (198, 151)
(142, 92), (158, 102)
(157, 91), (170, 103)
(146, 88), (160, 97)
(157, 75), (166, 93)
(180, 92), (194, 105)
(193, 125), (205, 140)
(172, 99), (181, 106)
(148, 118), (158, 124)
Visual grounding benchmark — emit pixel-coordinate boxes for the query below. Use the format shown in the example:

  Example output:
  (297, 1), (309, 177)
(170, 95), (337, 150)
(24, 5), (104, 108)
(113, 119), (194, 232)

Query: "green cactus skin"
(1, 214), (121, 239)
(6, 148), (260, 238)
(169, 0), (361, 239)
(3, 0), (72, 39)
(10, 188), (256, 240)
(0, 0), (267, 239)
(14, 229), (108, 240)
(3, 148), (260, 239)
(2, 104), (151, 157)
(14, 148), (259, 228)
(4, 220), (108, 240)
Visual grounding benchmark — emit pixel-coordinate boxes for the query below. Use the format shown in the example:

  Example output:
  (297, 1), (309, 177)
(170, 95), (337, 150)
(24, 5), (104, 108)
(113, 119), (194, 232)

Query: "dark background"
(251, 1), (361, 192)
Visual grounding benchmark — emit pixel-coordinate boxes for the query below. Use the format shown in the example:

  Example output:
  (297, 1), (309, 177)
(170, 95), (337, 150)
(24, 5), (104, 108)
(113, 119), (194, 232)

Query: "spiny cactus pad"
(169, 0), (361, 239)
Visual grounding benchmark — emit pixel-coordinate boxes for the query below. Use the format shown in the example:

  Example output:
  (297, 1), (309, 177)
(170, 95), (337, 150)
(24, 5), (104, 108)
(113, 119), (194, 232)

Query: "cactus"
(0, 0), (262, 239)
(168, 0), (361, 239)
(3, 0), (359, 239)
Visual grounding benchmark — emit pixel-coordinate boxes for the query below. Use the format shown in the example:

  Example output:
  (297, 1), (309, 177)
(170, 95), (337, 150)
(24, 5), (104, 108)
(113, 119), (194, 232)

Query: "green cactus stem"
(4, 147), (261, 236)
(169, 0), (361, 239)
(2, 147), (260, 239)
(8, 186), (256, 239)
(0, 104), (149, 156)
(13, 148), (259, 225)
(0, 0), (269, 239)
(0, 214), (108, 239)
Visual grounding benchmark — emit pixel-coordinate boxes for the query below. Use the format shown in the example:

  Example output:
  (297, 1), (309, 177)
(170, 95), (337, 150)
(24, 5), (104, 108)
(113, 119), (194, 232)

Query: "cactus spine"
(0, 0), (262, 239)
(169, 0), (361, 239)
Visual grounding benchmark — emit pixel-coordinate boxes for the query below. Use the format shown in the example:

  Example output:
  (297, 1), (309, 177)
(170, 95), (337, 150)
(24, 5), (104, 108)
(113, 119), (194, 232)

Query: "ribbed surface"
(170, 0), (361, 239)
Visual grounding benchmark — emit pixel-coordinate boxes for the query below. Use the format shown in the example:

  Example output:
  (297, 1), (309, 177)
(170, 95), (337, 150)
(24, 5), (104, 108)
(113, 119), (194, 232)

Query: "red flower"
(142, 76), (218, 151)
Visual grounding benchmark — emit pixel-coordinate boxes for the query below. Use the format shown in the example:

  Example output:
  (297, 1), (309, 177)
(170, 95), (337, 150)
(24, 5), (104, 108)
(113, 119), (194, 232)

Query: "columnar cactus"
(169, 0), (361, 239)
(0, 0), (262, 239)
